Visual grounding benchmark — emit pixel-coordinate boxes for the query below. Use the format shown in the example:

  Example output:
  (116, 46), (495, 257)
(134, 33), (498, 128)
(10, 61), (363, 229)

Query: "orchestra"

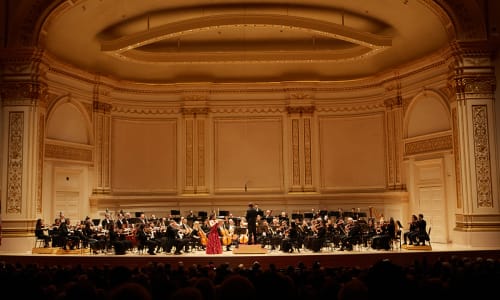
(36, 206), (414, 255)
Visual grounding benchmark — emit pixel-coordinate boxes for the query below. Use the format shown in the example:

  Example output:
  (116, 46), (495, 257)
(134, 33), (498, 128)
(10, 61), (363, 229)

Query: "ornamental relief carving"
(0, 82), (42, 102)
(286, 106), (315, 114)
(472, 105), (493, 208)
(461, 77), (496, 94)
(6, 112), (24, 214)
(181, 107), (209, 115)
(210, 106), (285, 114)
(197, 119), (206, 187)
(404, 135), (453, 156)
(93, 101), (112, 113)
(36, 114), (45, 214)
(44, 143), (93, 162)
(112, 106), (179, 115)
(316, 102), (385, 113)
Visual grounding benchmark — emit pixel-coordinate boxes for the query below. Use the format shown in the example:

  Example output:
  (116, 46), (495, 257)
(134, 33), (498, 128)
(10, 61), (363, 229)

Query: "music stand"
(197, 211), (207, 221)
(328, 211), (340, 218)
(219, 210), (229, 217)
(171, 210), (180, 216)
(291, 213), (303, 221)
(231, 217), (241, 226)
(304, 212), (314, 219)
(135, 212), (143, 218)
(92, 219), (100, 226)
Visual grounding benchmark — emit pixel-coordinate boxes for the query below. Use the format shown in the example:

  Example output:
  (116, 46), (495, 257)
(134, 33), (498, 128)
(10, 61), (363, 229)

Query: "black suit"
(246, 206), (258, 244)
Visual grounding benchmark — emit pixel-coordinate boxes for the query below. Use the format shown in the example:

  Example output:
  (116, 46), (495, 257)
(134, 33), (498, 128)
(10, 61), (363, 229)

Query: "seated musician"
(35, 218), (51, 248)
(135, 223), (158, 255)
(281, 221), (299, 253)
(165, 220), (188, 255)
(403, 214), (418, 245)
(50, 218), (62, 247)
(340, 217), (361, 251)
(410, 213), (429, 245)
(179, 217), (194, 252)
(59, 218), (80, 250)
(82, 217), (103, 253)
(371, 217), (396, 250)
(310, 218), (327, 252)
(190, 221), (207, 250)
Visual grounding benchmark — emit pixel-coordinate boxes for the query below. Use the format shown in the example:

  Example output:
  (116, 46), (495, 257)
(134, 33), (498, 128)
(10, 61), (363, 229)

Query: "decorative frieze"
(0, 82), (42, 104)
(405, 135), (453, 156)
(44, 143), (93, 162)
(181, 107), (209, 115)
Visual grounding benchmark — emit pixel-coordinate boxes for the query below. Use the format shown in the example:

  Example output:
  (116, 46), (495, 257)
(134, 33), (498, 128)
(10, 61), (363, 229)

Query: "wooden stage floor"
(2, 243), (500, 270)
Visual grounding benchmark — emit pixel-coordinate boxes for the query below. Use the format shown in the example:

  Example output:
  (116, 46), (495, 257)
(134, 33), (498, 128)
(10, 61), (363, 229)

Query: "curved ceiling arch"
(30, 0), (465, 83)
(100, 14), (392, 64)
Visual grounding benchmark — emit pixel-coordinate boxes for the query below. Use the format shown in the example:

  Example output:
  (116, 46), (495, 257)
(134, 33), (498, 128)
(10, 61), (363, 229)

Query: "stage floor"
(2, 243), (499, 270)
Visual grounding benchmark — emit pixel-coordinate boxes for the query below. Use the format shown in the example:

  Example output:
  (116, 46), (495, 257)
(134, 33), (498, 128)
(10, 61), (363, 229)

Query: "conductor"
(245, 202), (258, 245)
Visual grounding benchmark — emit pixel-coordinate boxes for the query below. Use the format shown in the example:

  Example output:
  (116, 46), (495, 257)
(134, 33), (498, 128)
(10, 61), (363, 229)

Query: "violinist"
(281, 221), (299, 252)
(35, 218), (51, 248)
(206, 214), (223, 254)
(403, 214), (418, 245)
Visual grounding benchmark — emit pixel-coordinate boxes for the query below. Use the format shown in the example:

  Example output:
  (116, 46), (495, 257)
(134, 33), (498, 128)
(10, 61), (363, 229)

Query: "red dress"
(206, 222), (223, 254)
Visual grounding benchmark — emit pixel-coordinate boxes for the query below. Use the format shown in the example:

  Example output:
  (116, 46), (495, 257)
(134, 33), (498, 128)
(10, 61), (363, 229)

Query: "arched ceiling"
(35, 0), (456, 84)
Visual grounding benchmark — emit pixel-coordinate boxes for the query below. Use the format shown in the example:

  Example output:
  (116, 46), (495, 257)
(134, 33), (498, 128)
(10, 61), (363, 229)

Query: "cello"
(198, 229), (208, 246)
(221, 226), (232, 246)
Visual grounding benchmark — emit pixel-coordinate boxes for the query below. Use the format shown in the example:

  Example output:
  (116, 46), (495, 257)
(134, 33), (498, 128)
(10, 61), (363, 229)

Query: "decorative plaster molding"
(7, 112), (24, 214)
(93, 101), (112, 113)
(286, 106), (315, 115)
(181, 107), (209, 115)
(452, 108), (462, 209)
(36, 114), (44, 214)
(472, 105), (493, 208)
(44, 143), (93, 162)
(197, 119), (206, 188)
(404, 135), (453, 156)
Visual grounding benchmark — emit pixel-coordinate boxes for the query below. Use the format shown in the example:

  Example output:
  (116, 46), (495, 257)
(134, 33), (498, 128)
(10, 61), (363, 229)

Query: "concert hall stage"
(2, 244), (499, 270)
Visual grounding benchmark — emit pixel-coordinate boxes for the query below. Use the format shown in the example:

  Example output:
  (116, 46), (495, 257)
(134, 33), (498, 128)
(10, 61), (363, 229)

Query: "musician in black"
(165, 220), (188, 254)
(281, 221), (300, 252)
(35, 218), (51, 247)
(403, 214), (418, 245)
(136, 223), (158, 255)
(339, 217), (361, 251)
(411, 213), (429, 245)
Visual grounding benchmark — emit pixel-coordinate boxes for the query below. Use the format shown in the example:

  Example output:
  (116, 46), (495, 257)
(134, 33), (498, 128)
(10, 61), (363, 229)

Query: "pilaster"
(0, 47), (47, 238)
(452, 41), (500, 246)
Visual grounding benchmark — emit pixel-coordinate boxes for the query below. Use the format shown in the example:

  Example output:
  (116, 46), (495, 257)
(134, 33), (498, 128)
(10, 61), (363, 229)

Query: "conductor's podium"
(402, 244), (432, 251)
(232, 244), (268, 254)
